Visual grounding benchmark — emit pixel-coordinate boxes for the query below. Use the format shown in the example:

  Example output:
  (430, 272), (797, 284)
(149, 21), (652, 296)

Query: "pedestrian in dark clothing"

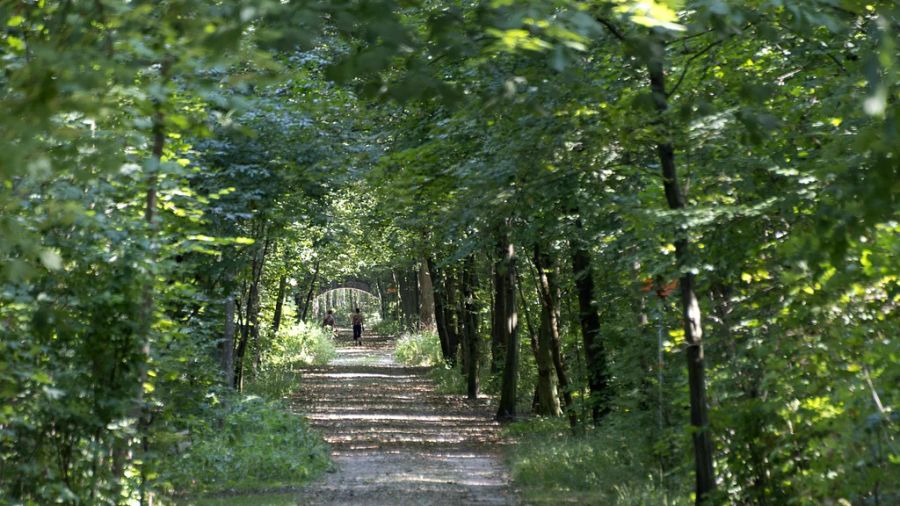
(351, 307), (364, 346)
(322, 309), (336, 336)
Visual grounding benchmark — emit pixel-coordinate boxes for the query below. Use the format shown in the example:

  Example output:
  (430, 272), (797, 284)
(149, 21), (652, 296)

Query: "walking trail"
(290, 330), (518, 505)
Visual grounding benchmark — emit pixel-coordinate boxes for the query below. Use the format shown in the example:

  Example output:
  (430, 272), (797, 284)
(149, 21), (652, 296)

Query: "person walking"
(322, 309), (336, 337)
(351, 307), (364, 346)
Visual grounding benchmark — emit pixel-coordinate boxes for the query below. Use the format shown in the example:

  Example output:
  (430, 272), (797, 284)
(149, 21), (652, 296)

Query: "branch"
(595, 16), (626, 42)
(669, 28), (715, 45)
(667, 39), (724, 98)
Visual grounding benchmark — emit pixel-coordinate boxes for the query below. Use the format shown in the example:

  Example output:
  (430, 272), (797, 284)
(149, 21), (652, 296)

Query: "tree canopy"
(1, 1), (897, 504)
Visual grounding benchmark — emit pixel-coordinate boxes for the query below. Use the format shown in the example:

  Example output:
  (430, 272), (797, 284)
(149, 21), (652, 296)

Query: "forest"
(1, 0), (897, 505)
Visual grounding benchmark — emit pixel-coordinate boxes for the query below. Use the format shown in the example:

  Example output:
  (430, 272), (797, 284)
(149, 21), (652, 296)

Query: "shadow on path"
(288, 331), (518, 505)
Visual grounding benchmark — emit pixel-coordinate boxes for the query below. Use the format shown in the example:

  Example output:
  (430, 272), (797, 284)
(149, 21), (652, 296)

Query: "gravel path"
(289, 331), (518, 506)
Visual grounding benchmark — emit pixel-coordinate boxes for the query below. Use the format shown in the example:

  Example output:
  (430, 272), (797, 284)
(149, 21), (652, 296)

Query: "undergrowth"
(426, 355), (499, 397)
(369, 318), (406, 336)
(393, 331), (442, 366)
(163, 322), (335, 500)
(163, 394), (331, 499)
(504, 416), (691, 505)
(245, 322), (336, 399)
(268, 322), (336, 367)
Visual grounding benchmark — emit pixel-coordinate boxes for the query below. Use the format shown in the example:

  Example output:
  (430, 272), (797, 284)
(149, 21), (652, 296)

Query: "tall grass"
(245, 322), (336, 399)
(268, 322), (336, 366)
(505, 416), (691, 505)
(166, 323), (336, 499)
(393, 331), (443, 366)
(163, 394), (331, 498)
(369, 318), (406, 336)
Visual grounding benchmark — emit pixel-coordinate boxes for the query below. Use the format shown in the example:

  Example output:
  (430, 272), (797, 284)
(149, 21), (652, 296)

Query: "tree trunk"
(445, 267), (460, 367)
(535, 248), (576, 426)
(294, 292), (303, 323)
(570, 214), (610, 424)
(517, 275), (554, 415)
(398, 269), (418, 328)
(392, 269), (402, 323)
(249, 234), (270, 374)
(647, 40), (716, 503)
(496, 235), (520, 422)
(272, 274), (287, 335)
(461, 254), (479, 399)
(234, 283), (250, 391)
(407, 269), (421, 328)
(533, 245), (562, 417)
(301, 259), (320, 322)
(375, 277), (388, 320)
(549, 311), (577, 428)
(490, 246), (506, 374)
(418, 258), (436, 330)
(427, 257), (452, 361)
(128, 81), (167, 506)
(222, 296), (235, 388)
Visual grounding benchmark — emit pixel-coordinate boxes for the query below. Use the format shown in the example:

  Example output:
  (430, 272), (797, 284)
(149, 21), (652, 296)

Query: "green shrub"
(426, 346), (501, 396)
(243, 323), (336, 399)
(394, 331), (443, 366)
(427, 363), (468, 395)
(369, 318), (405, 336)
(268, 322), (336, 367)
(162, 394), (331, 498)
(505, 417), (690, 505)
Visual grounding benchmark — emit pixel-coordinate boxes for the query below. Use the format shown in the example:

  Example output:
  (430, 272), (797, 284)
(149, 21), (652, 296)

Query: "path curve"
(291, 331), (518, 505)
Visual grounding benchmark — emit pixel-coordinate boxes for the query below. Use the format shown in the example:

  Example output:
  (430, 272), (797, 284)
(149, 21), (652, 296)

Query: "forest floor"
(201, 330), (518, 505)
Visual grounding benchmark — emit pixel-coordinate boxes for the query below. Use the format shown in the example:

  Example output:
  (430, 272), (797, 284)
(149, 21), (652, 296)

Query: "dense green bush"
(162, 394), (330, 497)
(393, 331), (443, 366)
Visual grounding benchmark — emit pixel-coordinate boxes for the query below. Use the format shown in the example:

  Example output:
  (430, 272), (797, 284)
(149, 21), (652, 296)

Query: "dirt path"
(290, 331), (518, 506)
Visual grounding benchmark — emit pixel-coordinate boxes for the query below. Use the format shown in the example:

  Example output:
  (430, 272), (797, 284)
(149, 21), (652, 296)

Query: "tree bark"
(570, 214), (610, 424)
(534, 249), (576, 425)
(533, 245), (563, 417)
(375, 277), (388, 320)
(398, 269), (419, 329)
(222, 296), (235, 388)
(249, 234), (270, 374)
(647, 39), (716, 504)
(294, 292), (303, 323)
(461, 254), (479, 399)
(234, 283), (249, 390)
(408, 269), (421, 328)
(131, 80), (167, 506)
(272, 274), (287, 335)
(496, 235), (520, 422)
(517, 275), (552, 415)
(490, 245), (506, 374)
(427, 257), (452, 361)
(300, 259), (320, 322)
(234, 325), (249, 390)
(444, 267), (460, 367)
(418, 258), (436, 330)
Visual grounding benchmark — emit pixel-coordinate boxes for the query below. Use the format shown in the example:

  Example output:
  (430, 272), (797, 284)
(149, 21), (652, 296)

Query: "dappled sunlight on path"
(290, 331), (518, 505)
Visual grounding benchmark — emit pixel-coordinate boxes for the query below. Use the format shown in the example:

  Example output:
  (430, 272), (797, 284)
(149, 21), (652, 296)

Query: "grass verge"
(504, 416), (690, 505)
(163, 395), (331, 500)
(245, 323), (336, 399)
(163, 322), (336, 501)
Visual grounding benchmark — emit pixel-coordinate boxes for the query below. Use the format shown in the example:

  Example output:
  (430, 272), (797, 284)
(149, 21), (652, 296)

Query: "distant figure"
(322, 309), (336, 335)
(351, 308), (364, 346)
